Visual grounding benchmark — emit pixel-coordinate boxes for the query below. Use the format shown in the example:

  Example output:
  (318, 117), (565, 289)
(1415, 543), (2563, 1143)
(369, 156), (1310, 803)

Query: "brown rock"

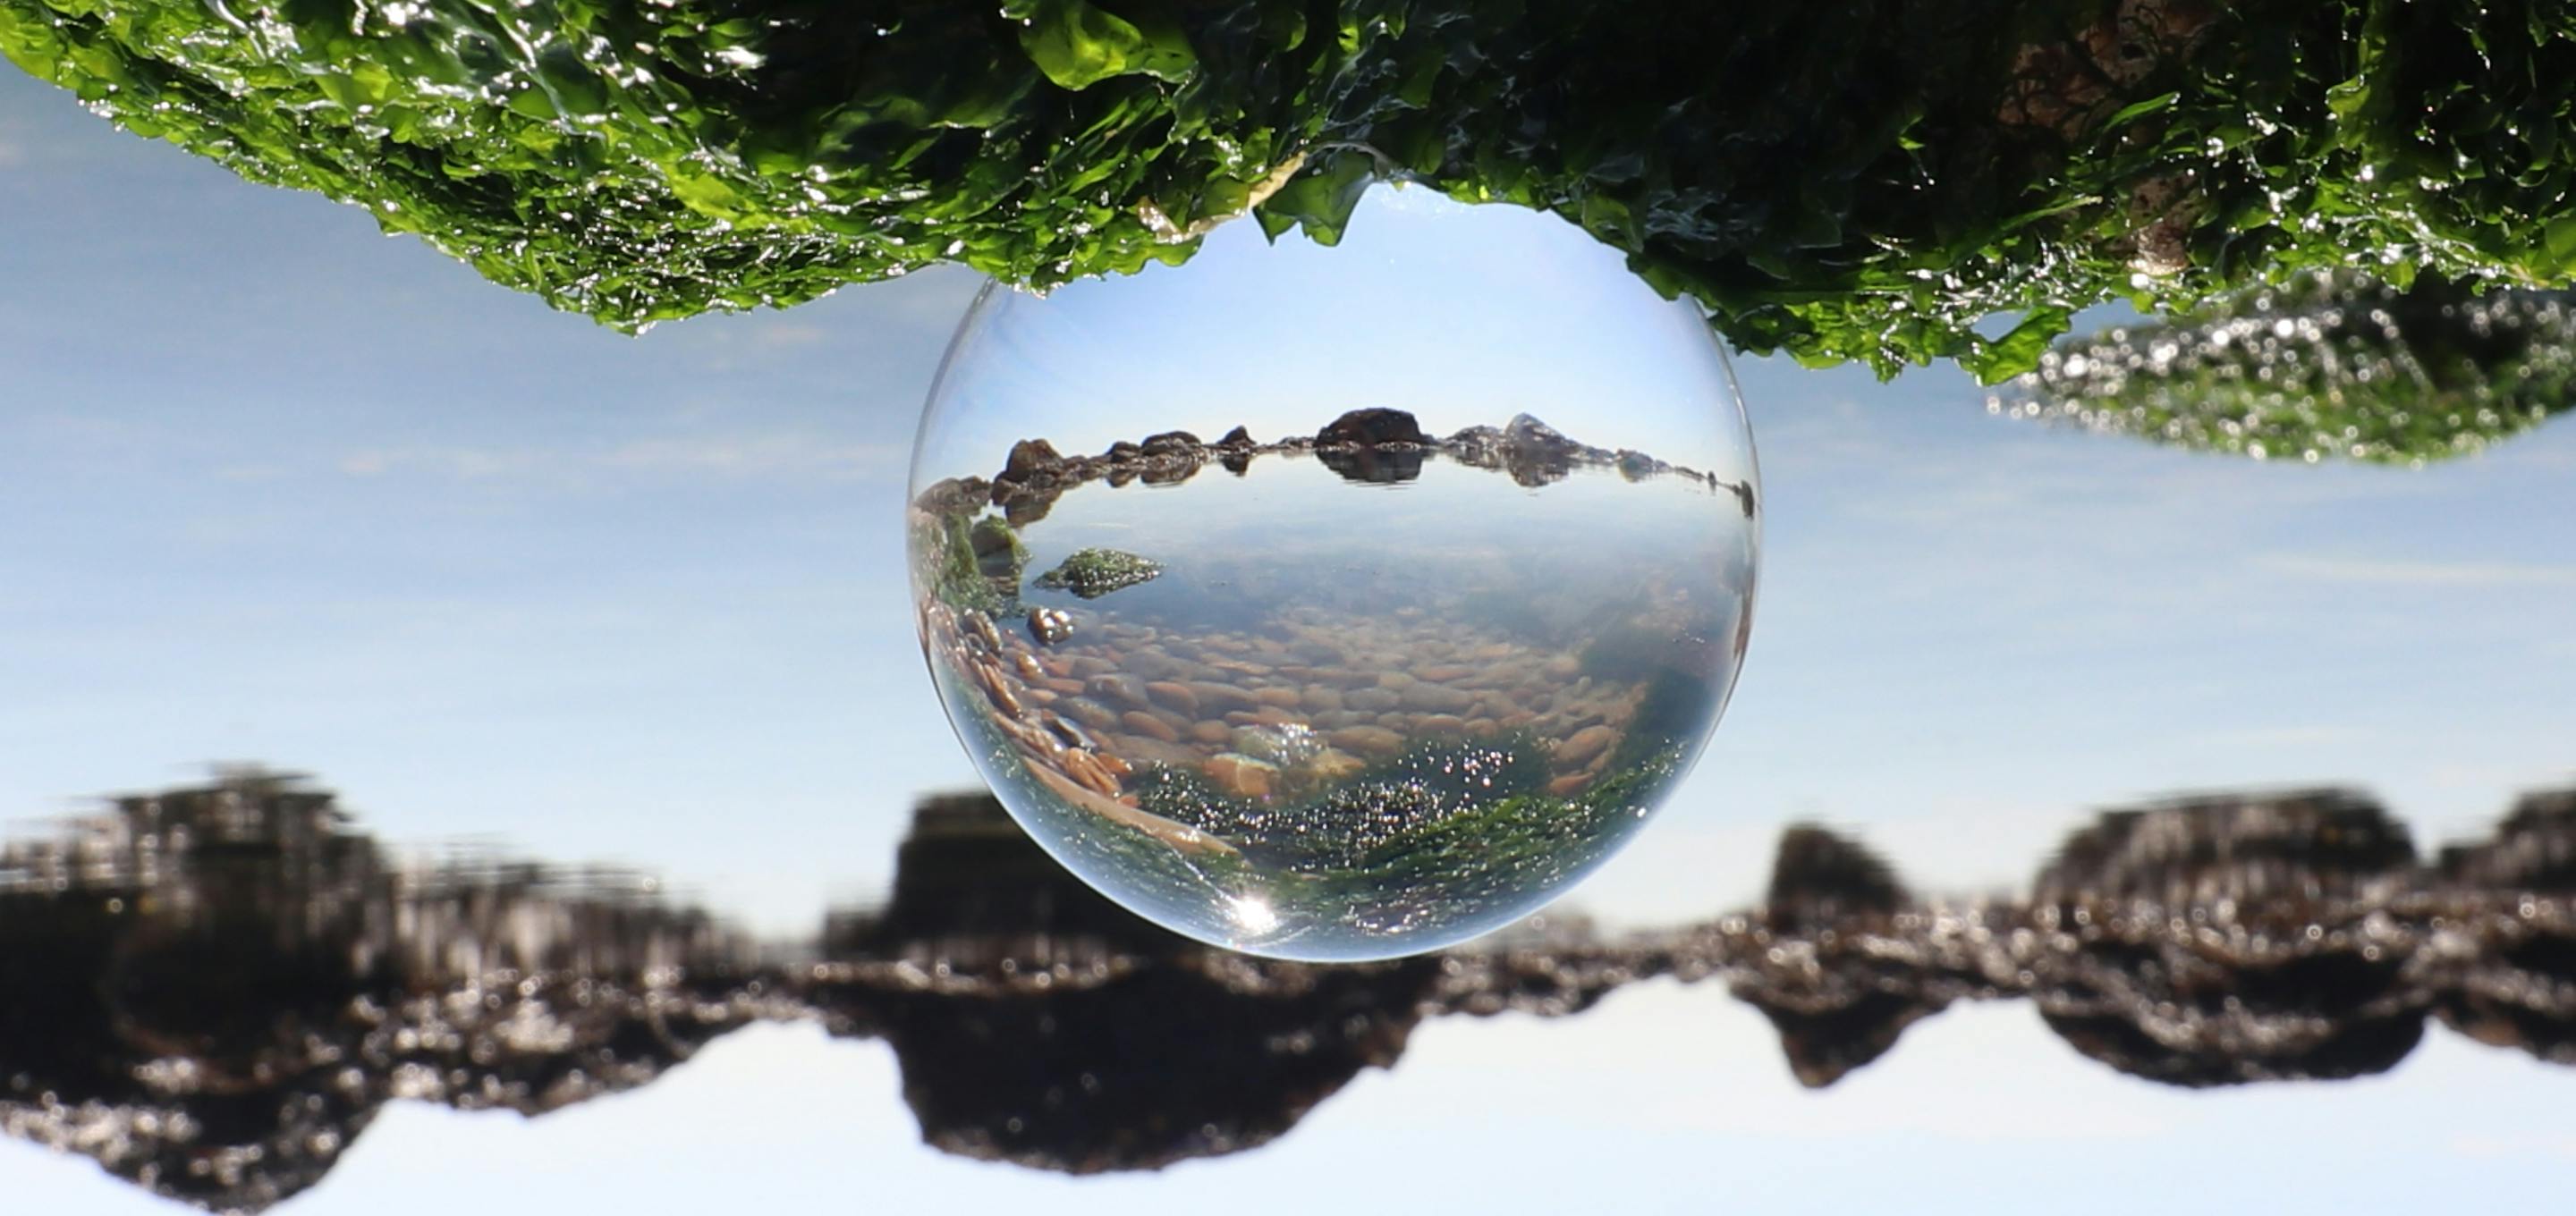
(1304, 747), (1368, 783)
(1088, 673), (1149, 707)
(1123, 711), (1182, 743)
(1417, 664), (1474, 683)
(1347, 688), (1401, 714)
(1544, 654), (1582, 680)
(1146, 680), (1200, 714)
(974, 661), (1024, 718)
(1377, 671), (1417, 692)
(1554, 725), (1619, 770)
(1303, 687), (1345, 714)
(1027, 764), (1238, 857)
(1061, 749), (1123, 797)
(1203, 753), (1279, 799)
(1330, 725), (1407, 759)
(1546, 773), (1591, 798)
(1060, 697), (1121, 733)
(1254, 688), (1303, 709)
(1418, 714), (1469, 736)
(1190, 721), (1233, 746)
(1000, 437), (1066, 483)
(1108, 734), (1201, 767)
(1188, 681), (1260, 713)
(1402, 683), (1476, 714)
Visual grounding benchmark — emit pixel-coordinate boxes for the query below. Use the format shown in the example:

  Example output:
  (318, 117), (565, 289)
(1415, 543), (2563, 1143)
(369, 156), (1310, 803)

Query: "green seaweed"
(12, 2), (2576, 379)
(1996, 272), (2576, 463)
(1033, 547), (1163, 598)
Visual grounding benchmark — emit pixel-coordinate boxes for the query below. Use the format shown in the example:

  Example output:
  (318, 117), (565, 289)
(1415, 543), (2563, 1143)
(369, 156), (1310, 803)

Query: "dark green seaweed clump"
(8, 2), (2576, 378)
(1034, 547), (1163, 598)
(1996, 273), (2576, 463)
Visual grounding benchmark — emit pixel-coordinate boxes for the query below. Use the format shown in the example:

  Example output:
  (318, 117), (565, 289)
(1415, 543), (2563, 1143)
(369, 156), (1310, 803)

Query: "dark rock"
(1216, 425), (1255, 448)
(1103, 440), (1143, 461)
(1140, 430), (1203, 458)
(1442, 426), (1508, 468)
(1318, 443), (1424, 485)
(1316, 408), (1428, 448)
(1766, 826), (1907, 932)
(1500, 412), (1589, 486)
(999, 438), (1066, 485)
(1139, 457), (1203, 486)
(1614, 449), (1669, 481)
(914, 476), (992, 516)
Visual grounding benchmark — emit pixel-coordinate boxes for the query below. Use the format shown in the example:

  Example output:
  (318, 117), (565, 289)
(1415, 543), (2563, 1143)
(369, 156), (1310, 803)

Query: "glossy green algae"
(1997, 274), (2576, 464)
(10, 1), (2576, 378)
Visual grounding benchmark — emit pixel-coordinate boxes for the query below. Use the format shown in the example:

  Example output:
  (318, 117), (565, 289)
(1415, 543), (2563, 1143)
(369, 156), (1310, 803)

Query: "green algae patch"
(12, 1), (2576, 379)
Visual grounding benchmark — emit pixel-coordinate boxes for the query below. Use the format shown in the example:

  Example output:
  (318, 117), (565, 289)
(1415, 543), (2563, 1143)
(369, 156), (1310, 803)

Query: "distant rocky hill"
(4, 770), (2575, 1211)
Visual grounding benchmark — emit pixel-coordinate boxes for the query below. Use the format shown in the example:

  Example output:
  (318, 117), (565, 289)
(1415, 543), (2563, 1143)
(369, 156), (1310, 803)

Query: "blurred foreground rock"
(7, 772), (2576, 1210)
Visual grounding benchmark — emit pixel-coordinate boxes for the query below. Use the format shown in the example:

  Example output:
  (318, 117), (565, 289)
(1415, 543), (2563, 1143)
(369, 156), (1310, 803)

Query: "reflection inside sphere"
(906, 187), (1759, 961)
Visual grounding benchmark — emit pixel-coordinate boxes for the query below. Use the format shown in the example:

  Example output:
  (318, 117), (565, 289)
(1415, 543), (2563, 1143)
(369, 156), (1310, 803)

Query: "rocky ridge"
(11, 775), (2576, 1210)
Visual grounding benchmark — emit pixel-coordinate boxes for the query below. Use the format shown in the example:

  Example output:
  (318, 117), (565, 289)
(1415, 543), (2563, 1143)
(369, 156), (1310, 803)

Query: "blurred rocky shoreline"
(5, 771), (2574, 1211)
(913, 408), (1756, 529)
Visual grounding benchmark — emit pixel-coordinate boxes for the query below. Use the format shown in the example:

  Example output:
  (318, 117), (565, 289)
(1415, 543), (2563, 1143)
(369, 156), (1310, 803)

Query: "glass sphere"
(906, 186), (1758, 961)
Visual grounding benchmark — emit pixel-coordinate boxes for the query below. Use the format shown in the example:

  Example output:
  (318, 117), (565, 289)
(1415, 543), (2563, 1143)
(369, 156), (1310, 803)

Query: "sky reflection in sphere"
(906, 187), (1758, 960)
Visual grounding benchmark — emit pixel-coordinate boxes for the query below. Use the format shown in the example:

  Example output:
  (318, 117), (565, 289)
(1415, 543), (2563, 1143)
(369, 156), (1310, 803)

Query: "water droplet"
(905, 188), (1758, 960)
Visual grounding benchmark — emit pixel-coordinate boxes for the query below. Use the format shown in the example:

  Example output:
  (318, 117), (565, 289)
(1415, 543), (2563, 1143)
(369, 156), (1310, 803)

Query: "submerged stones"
(909, 409), (1756, 961)
(1028, 606), (1074, 645)
(1034, 548), (1164, 598)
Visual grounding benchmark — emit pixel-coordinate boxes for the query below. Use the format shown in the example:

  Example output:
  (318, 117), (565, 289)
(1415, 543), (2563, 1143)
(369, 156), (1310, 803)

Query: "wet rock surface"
(9, 775), (2576, 1209)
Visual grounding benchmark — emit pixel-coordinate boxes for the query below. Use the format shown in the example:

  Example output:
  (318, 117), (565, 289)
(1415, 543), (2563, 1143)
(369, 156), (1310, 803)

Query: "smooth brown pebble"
(1123, 711), (1181, 743)
(1553, 724), (1619, 770)
(1145, 680), (1200, 714)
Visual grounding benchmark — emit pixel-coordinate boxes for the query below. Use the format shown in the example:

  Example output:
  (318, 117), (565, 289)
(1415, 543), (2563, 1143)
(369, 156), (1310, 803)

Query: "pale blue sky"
(5, 62), (2576, 1214)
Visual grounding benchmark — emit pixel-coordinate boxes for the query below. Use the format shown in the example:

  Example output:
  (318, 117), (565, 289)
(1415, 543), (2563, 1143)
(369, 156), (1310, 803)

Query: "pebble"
(1347, 688), (1401, 714)
(1402, 683), (1476, 714)
(1203, 753), (1278, 799)
(1417, 664), (1473, 683)
(1188, 680), (1259, 713)
(1061, 749), (1123, 797)
(1088, 673), (1149, 706)
(1553, 724), (1619, 770)
(1303, 687), (1345, 713)
(1546, 773), (1591, 798)
(1123, 711), (1182, 743)
(1304, 747), (1367, 782)
(1060, 697), (1121, 732)
(1417, 714), (1468, 736)
(1189, 721), (1232, 746)
(1330, 725), (1407, 759)
(1254, 687), (1303, 709)
(1145, 680), (1200, 714)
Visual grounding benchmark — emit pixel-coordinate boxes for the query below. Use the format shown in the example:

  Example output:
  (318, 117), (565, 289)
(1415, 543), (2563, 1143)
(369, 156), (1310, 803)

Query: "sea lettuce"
(7, 1), (2576, 379)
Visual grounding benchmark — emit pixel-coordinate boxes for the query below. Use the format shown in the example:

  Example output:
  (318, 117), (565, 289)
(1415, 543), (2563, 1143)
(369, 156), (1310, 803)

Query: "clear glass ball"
(907, 186), (1758, 961)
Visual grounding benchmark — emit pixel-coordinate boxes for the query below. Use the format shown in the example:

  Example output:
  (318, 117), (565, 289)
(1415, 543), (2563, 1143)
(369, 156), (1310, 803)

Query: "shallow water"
(912, 438), (1755, 959)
